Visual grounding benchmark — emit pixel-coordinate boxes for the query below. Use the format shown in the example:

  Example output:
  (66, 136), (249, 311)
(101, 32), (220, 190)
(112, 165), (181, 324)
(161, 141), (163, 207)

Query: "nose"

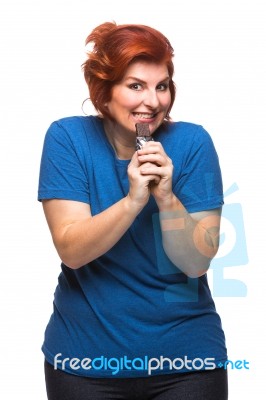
(143, 89), (160, 109)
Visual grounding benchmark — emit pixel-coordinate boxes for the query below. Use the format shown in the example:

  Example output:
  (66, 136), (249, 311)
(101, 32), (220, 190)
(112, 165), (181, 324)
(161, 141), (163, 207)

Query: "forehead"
(123, 60), (169, 80)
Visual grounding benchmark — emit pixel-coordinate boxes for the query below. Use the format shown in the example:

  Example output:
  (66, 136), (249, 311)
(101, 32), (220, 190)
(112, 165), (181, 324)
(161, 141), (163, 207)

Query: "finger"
(137, 141), (164, 155)
(140, 161), (172, 177)
(138, 153), (166, 166)
(140, 164), (162, 176)
(128, 151), (141, 167)
(146, 174), (160, 185)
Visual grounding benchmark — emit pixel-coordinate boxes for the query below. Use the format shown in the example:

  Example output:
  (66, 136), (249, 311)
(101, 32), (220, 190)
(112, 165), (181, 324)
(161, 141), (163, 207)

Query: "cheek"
(121, 93), (140, 109)
(161, 93), (172, 109)
(111, 94), (138, 111)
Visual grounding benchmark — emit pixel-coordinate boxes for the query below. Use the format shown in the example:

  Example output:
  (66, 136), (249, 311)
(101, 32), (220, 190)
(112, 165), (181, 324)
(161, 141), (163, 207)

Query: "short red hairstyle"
(82, 22), (176, 120)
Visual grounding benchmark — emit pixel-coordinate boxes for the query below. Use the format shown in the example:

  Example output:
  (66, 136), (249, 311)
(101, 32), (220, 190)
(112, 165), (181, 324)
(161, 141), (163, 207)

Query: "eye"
(128, 83), (142, 91)
(156, 83), (169, 91)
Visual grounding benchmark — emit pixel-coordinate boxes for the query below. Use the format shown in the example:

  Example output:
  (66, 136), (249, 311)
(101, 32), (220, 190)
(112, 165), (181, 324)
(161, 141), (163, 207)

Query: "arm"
(42, 151), (160, 269)
(42, 198), (139, 269)
(159, 199), (221, 278)
(137, 141), (222, 278)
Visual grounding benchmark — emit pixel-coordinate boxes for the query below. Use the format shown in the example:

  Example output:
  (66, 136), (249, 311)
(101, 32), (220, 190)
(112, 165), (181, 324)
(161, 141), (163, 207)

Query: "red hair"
(82, 22), (176, 120)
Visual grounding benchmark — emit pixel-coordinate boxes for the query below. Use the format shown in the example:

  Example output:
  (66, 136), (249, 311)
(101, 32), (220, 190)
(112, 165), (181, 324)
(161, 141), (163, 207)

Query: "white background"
(0, 0), (265, 398)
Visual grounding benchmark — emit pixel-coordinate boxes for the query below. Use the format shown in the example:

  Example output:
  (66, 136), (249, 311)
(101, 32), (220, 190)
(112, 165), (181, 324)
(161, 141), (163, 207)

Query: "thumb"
(129, 150), (141, 167)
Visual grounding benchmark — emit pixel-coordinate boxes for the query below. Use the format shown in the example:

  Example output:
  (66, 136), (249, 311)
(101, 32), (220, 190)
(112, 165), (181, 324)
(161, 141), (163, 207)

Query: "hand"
(137, 141), (174, 208)
(127, 151), (160, 211)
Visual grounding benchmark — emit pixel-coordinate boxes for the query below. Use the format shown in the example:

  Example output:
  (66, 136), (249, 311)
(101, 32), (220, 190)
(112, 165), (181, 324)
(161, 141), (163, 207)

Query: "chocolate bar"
(135, 123), (154, 150)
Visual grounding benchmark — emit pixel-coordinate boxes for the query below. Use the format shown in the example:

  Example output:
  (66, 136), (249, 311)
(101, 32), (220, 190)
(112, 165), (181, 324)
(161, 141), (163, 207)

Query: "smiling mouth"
(132, 112), (156, 119)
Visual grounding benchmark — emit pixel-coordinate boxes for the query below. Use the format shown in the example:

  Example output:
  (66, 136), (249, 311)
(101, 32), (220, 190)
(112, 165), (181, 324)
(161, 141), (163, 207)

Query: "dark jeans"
(44, 360), (228, 400)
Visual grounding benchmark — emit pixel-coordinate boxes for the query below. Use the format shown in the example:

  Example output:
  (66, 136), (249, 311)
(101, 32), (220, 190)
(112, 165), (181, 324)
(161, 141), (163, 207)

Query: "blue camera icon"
(152, 182), (248, 302)
(210, 200), (248, 297)
(152, 213), (199, 303)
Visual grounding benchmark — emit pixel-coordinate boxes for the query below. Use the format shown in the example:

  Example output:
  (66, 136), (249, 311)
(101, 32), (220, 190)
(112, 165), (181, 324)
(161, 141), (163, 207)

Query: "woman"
(38, 22), (228, 399)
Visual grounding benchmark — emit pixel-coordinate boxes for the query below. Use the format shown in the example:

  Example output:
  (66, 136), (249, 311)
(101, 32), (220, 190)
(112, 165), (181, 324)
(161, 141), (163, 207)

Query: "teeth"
(134, 113), (155, 119)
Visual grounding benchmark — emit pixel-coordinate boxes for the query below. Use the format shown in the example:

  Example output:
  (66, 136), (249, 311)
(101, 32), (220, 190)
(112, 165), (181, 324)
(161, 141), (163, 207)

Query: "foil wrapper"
(135, 123), (154, 150)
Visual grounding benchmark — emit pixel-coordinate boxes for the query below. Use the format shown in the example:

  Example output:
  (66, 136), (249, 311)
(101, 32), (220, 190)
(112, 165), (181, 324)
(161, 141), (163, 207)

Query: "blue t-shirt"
(38, 116), (227, 378)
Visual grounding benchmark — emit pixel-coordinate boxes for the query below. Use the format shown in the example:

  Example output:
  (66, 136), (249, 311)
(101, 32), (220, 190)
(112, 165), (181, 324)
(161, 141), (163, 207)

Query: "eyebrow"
(125, 76), (170, 83)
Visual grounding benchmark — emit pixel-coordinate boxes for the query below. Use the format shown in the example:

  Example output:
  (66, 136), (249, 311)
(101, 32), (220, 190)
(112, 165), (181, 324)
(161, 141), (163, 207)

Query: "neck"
(103, 120), (136, 160)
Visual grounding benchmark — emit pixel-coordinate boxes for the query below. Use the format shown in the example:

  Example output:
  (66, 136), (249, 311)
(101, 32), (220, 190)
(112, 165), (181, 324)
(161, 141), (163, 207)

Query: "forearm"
(158, 195), (220, 278)
(58, 196), (140, 269)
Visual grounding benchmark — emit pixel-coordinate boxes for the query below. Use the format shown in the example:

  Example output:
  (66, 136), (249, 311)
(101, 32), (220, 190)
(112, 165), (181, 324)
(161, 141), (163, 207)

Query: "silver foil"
(135, 135), (154, 150)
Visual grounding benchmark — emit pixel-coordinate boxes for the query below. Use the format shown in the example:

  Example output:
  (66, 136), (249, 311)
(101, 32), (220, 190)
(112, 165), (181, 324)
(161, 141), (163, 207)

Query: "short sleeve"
(173, 126), (224, 213)
(38, 121), (90, 203)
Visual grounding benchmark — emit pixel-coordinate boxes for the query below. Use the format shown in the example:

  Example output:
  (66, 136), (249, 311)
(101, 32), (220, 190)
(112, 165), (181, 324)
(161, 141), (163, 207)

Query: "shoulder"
(157, 121), (214, 155)
(159, 121), (211, 141)
(44, 115), (102, 151)
(47, 115), (98, 136)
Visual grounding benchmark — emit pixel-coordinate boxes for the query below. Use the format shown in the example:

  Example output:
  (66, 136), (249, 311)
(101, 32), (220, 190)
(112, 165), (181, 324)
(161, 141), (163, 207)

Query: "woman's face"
(106, 60), (171, 136)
